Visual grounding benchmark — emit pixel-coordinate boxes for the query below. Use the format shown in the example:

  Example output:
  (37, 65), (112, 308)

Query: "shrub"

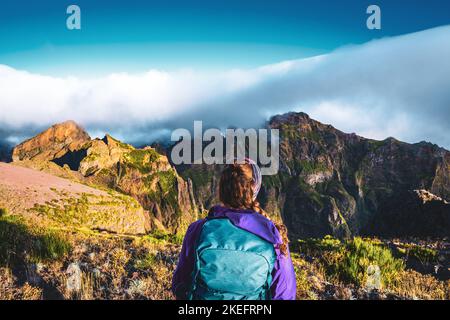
(392, 270), (448, 300)
(31, 231), (72, 262)
(403, 244), (438, 265)
(332, 237), (404, 288)
(0, 215), (71, 267)
(296, 235), (342, 255)
(123, 149), (160, 174)
(140, 260), (175, 300)
(170, 233), (185, 245)
(291, 254), (321, 300)
(296, 236), (404, 289)
(142, 230), (184, 246)
(149, 230), (172, 241)
(134, 252), (158, 270)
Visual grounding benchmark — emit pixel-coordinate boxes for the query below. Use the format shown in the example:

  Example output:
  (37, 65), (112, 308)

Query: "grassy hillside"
(0, 207), (448, 300)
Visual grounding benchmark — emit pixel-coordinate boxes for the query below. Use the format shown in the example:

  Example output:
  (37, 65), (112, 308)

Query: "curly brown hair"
(218, 162), (289, 255)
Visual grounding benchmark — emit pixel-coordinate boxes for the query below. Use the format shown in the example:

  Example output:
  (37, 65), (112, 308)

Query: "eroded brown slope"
(0, 162), (150, 234)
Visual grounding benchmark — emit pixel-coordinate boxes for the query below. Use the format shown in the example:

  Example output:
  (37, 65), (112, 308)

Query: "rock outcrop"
(77, 135), (198, 233)
(366, 189), (450, 237)
(78, 134), (133, 177)
(12, 121), (91, 166)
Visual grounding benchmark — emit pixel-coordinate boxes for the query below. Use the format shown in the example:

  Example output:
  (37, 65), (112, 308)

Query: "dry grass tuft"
(389, 270), (449, 300)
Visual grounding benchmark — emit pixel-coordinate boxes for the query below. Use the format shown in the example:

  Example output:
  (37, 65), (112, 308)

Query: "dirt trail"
(0, 162), (107, 213)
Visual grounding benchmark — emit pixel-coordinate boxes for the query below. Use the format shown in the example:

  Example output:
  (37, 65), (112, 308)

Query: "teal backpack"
(188, 217), (276, 300)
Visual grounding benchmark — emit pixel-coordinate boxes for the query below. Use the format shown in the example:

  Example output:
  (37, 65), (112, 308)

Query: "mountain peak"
(12, 120), (91, 162)
(269, 111), (311, 125)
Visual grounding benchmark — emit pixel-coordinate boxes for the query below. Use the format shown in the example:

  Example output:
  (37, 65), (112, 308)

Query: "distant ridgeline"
(8, 112), (450, 239)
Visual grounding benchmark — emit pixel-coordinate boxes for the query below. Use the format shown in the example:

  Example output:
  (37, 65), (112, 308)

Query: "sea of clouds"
(0, 25), (449, 149)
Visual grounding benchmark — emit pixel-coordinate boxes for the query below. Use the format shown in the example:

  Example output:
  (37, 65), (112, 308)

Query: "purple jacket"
(172, 205), (297, 300)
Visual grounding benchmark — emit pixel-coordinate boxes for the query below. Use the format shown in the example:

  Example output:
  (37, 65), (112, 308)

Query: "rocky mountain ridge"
(10, 121), (198, 235)
(5, 112), (450, 239)
(179, 112), (450, 239)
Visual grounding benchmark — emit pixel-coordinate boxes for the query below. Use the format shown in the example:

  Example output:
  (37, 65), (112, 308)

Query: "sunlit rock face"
(12, 120), (91, 164)
(11, 121), (198, 235)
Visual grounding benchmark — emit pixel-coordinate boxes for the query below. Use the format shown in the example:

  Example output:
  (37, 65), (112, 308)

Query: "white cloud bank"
(1, 25), (450, 148)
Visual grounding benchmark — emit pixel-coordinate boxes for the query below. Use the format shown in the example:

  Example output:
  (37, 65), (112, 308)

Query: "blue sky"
(0, 0), (449, 150)
(1, 0), (450, 74)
